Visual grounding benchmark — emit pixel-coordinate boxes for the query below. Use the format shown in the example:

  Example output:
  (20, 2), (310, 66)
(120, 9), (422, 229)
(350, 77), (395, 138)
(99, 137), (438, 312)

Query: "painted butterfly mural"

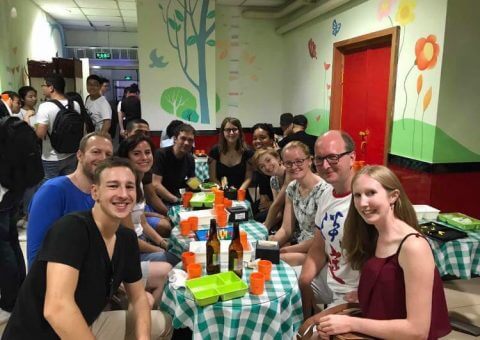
(332, 19), (341, 36)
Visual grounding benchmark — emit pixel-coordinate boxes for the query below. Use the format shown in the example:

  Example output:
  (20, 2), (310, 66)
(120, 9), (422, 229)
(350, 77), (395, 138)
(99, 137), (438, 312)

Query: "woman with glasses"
(208, 117), (254, 197)
(270, 141), (329, 266)
(314, 165), (451, 339)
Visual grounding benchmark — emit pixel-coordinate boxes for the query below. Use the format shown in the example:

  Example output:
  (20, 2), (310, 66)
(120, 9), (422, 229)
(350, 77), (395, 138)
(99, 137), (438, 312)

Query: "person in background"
(299, 130), (359, 319)
(99, 77), (110, 96)
(279, 112), (294, 140)
(160, 119), (183, 148)
(85, 74), (112, 134)
(99, 77), (119, 140)
(208, 117), (253, 196)
(35, 74), (80, 180)
(15, 86), (37, 125)
(118, 84), (140, 138)
(312, 165), (451, 339)
(152, 124), (196, 205)
(253, 147), (290, 231)
(269, 141), (328, 267)
(2, 157), (173, 340)
(125, 118), (151, 138)
(0, 91), (21, 117)
(251, 123), (276, 222)
(278, 114), (317, 156)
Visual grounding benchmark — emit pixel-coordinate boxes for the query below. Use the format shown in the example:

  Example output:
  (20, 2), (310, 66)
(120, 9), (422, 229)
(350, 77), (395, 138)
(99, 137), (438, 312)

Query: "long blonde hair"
(343, 165), (418, 270)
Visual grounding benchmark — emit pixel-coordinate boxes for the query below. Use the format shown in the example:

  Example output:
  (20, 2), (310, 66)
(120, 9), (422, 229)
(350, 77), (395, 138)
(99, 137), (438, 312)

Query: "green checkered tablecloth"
(167, 200), (253, 227)
(160, 261), (303, 340)
(195, 157), (209, 182)
(167, 219), (267, 259)
(427, 230), (480, 279)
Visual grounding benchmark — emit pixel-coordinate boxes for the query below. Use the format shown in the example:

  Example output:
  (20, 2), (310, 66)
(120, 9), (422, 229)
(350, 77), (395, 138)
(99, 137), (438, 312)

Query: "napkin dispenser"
(255, 240), (280, 264)
(227, 206), (248, 222)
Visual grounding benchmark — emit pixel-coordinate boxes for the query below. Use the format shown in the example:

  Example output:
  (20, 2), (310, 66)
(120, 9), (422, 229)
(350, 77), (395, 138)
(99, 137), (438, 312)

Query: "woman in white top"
(270, 141), (329, 266)
(117, 133), (177, 306)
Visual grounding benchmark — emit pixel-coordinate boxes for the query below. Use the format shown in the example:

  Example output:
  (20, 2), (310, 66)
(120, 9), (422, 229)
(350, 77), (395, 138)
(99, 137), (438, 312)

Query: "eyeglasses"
(283, 157), (310, 169)
(313, 151), (351, 166)
(224, 127), (239, 134)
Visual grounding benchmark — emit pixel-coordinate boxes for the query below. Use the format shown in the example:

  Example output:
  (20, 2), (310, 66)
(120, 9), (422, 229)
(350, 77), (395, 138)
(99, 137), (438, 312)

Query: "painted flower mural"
(377, 0), (396, 24)
(395, 0), (416, 25)
(415, 35), (440, 70)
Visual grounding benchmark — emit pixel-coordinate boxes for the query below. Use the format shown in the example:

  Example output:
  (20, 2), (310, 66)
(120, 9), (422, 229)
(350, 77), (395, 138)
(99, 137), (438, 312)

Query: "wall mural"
(157, 0), (215, 124)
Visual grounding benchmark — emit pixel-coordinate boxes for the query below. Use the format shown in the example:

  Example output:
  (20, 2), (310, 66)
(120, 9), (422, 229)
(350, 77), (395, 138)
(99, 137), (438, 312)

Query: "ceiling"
(31, 0), (291, 32)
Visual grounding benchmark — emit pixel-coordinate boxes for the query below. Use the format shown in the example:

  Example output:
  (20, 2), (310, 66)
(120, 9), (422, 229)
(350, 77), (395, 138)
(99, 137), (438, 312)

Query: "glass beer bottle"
(228, 222), (243, 278)
(206, 219), (220, 275)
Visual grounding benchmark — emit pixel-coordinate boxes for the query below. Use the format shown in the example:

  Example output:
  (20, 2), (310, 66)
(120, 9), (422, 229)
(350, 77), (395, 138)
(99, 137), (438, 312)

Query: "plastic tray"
(420, 221), (468, 242)
(438, 213), (480, 231)
(190, 192), (215, 208)
(185, 271), (248, 306)
(199, 182), (219, 192)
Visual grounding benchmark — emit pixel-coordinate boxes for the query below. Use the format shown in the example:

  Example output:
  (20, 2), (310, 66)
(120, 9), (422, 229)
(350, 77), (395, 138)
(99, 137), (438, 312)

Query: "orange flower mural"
(415, 35), (440, 70)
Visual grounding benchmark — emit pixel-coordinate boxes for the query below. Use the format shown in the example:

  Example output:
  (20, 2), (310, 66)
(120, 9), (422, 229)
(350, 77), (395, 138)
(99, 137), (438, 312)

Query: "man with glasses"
(299, 130), (359, 318)
(152, 124), (196, 204)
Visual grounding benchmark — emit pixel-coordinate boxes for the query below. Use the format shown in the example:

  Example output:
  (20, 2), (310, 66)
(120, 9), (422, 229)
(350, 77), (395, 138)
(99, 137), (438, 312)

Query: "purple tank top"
(358, 233), (451, 339)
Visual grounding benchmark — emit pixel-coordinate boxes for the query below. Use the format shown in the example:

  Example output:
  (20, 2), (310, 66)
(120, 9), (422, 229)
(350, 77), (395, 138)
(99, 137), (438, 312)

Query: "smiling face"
(282, 146), (311, 180)
(314, 132), (354, 188)
(223, 122), (240, 145)
(78, 136), (114, 180)
(86, 79), (101, 97)
(128, 140), (153, 174)
(353, 174), (398, 226)
(252, 128), (273, 150)
(92, 166), (136, 221)
(257, 153), (281, 177)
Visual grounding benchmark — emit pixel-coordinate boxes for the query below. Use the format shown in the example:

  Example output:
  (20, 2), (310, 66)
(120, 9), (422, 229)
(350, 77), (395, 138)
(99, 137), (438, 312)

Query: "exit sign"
(95, 52), (111, 59)
(124, 75), (132, 80)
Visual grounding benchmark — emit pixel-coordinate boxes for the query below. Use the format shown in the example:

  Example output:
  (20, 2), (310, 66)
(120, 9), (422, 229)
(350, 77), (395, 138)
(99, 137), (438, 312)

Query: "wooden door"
(330, 27), (399, 165)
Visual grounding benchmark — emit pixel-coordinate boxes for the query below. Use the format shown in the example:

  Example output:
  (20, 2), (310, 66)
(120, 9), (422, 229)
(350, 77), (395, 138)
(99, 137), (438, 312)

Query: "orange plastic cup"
(215, 204), (225, 215)
(180, 220), (191, 236)
(182, 192), (193, 208)
(258, 259), (272, 281)
(216, 211), (228, 227)
(223, 198), (232, 208)
(240, 231), (249, 250)
(187, 263), (202, 279)
(188, 216), (199, 231)
(182, 251), (195, 271)
(237, 188), (246, 201)
(250, 272), (265, 295)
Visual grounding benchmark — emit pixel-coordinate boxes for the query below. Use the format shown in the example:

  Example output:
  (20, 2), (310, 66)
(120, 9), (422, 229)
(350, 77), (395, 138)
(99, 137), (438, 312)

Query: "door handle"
(359, 130), (369, 153)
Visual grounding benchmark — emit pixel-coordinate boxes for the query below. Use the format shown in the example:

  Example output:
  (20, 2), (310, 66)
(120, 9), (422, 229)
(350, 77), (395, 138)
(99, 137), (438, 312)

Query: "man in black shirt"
(152, 124), (196, 204)
(2, 157), (171, 339)
(277, 114), (318, 156)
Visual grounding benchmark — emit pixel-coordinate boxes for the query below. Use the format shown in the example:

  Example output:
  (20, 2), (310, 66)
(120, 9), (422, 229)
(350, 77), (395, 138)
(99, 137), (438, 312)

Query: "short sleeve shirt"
(85, 96), (112, 131)
(152, 146), (195, 197)
(2, 211), (142, 339)
(286, 179), (329, 242)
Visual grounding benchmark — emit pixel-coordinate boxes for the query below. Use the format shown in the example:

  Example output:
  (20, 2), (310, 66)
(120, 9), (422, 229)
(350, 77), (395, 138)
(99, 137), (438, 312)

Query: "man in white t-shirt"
(85, 74), (112, 134)
(299, 130), (359, 318)
(35, 74), (81, 180)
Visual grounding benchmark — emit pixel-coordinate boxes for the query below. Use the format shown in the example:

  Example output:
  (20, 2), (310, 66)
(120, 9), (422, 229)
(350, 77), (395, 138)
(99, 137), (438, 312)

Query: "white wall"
(65, 30), (138, 47)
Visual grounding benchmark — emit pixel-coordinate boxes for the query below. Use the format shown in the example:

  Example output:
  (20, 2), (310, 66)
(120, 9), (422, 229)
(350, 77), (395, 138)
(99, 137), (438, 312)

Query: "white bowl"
(413, 204), (440, 221)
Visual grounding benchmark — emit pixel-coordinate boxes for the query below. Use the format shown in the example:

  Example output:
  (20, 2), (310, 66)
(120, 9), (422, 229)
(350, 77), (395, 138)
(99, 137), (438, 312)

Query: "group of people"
(0, 74), (452, 339)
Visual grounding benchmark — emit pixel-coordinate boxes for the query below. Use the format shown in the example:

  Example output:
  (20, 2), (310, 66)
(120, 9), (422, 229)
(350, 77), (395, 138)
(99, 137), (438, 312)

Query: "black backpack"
(0, 116), (44, 191)
(48, 99), (89, 153)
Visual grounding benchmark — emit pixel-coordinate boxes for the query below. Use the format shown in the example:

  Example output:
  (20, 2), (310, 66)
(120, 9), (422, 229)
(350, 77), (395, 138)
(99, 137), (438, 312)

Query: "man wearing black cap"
(277, 114), (317, 155)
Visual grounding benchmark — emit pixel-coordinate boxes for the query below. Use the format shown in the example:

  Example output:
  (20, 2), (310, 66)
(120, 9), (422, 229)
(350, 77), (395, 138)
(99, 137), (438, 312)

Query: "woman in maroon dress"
(316, 165), (451, 339)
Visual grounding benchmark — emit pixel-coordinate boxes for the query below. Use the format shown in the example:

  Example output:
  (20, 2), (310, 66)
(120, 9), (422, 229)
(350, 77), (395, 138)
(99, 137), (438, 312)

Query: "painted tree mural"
(158, 0), (215, 124)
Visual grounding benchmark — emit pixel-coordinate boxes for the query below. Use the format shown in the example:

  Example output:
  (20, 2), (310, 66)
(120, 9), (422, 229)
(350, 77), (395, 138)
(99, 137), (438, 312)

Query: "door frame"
(329, 26), (400, 165)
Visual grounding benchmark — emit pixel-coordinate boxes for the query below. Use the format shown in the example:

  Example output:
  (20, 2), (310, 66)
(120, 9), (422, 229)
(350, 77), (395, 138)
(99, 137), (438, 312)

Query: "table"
(427, 230), (480, 279)
(167, 219), (267, 259)
(194, 157), (209, 182)
(160, 261), (303, 340)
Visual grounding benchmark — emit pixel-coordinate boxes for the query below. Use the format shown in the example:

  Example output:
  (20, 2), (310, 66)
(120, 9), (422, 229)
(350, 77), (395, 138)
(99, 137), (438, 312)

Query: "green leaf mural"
(304, 108), (330, 137)
(391, 119), (480, 163)
(216, 93), (221, 113)
(206, 39), (215, 46)
(160, 87), (197, 119)
(186, 35), (197, 46)
(181, 108), (199, 122)
(207, 10), (215, 19)
(175, 10), (184, 22)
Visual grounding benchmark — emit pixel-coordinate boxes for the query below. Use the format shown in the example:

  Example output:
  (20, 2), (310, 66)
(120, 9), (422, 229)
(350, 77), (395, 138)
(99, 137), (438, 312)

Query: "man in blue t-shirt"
(27, 132), (113, 267)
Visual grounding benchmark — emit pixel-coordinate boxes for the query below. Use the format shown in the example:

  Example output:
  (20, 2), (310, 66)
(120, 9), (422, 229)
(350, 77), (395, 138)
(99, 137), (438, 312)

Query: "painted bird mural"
(149, 48), (169, 68)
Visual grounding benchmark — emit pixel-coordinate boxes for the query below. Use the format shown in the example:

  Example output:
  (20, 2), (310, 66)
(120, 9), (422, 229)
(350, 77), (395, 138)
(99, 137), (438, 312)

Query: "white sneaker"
(0, 308), (11, 325)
